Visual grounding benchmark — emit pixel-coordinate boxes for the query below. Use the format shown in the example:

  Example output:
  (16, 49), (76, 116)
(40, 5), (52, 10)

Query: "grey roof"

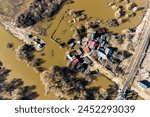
(84, 56), (92, 65)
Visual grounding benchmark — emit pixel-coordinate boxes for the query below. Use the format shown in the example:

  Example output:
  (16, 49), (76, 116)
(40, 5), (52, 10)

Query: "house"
(84, 56), (93, 65)
(67, 39), (75, 48)
(66, 54), (76, 62)
(98, 48), (113, 60)
(76, 48), (83, 55)
(98, 48), (108, 60)
(137, 80), (150, 90)
(73, 58), (80, 65)
(69, 42), (75, 48)
(88, 41), (98, 50)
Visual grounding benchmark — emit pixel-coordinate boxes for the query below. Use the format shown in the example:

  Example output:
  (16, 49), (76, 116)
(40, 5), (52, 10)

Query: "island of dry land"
(0, 0), (149, 100)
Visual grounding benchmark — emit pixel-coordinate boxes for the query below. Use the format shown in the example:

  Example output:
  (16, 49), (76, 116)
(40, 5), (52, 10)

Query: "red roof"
(84, 47), (90, 53)
(88, 41), (96, 47)
(73, 59), (79, 65)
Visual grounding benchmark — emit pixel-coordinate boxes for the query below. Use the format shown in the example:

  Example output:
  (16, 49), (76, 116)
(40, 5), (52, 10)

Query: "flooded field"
(0, 25), (57, 100)
(0, 0), (148, 99)
(71, 0), (148, 32)
(39, 0), (148, 41)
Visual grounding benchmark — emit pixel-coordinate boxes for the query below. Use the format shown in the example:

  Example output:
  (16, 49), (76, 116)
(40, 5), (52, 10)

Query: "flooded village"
(0, 0), (148, 100)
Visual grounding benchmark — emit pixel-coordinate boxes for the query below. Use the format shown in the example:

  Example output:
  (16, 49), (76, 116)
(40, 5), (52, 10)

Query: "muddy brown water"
(0, 25), (57, 100)
(0, 0), (147, 99)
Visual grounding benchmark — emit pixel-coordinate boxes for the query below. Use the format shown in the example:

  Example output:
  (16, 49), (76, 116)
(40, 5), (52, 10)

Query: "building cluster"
(108, 1), (138, 26)
(66, 23), (130, 75)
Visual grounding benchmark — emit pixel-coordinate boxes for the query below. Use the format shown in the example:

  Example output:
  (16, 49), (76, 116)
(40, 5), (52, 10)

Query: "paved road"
(116, 3), (150, 100)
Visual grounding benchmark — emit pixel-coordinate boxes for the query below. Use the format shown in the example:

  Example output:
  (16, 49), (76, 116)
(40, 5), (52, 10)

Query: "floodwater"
(0, 25), (57, 100)
(70, 0), (148, 33)
(0, 0), (148, 99)
(41, 0), (148, 40)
